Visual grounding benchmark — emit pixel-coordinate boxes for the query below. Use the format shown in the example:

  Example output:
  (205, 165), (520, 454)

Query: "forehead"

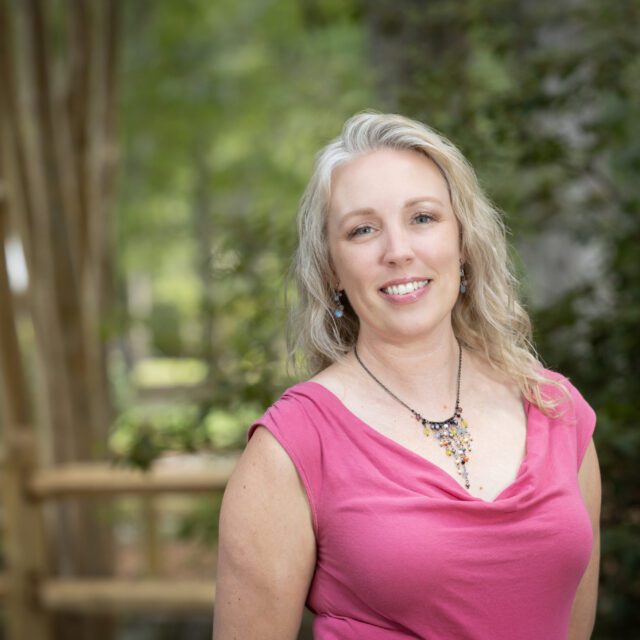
(329, 148), (451, 216)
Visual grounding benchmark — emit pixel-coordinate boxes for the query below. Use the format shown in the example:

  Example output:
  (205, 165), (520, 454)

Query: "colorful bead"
(353, 340), (473, 490)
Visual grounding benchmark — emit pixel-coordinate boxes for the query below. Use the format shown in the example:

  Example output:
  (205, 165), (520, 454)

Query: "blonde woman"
(213, 113), (600, 640)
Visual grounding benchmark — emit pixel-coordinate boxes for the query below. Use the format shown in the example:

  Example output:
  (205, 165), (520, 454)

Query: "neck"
(352, 324), (462, 415)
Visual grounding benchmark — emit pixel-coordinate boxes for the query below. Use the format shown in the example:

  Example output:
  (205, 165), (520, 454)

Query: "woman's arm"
(213, 426), (317, 639)
(568, 439), (601, 640)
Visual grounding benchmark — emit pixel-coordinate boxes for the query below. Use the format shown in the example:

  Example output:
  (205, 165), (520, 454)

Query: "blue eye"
(414, 213), (433, 224)
(349, 225), (374, 238)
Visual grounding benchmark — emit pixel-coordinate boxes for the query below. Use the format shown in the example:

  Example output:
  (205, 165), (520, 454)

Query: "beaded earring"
(333, 290), (344, 318)
(460, 265), (468, 294)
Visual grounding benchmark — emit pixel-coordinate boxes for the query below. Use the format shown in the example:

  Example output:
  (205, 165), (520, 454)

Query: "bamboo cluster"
(0, 2), (121, 638)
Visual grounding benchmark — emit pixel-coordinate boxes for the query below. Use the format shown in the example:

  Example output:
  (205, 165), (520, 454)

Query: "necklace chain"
(353, 341), (473, 489)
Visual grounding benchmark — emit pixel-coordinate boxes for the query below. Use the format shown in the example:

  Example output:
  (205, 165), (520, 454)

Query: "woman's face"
(327, 148), (462, 344)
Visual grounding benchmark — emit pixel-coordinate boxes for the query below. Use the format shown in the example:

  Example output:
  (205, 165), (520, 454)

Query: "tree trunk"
(0, 1), (121, 638)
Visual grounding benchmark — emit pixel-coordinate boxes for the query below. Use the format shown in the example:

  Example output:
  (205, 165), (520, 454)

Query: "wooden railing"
(0, 430), (241, 639)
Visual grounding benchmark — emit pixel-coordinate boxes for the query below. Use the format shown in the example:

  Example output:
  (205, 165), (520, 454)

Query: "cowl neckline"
(300, 380), (541, 507)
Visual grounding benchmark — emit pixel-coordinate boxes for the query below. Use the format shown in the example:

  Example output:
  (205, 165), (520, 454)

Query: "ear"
(327, 257), (341, 290)
(458, 231), (467, 264)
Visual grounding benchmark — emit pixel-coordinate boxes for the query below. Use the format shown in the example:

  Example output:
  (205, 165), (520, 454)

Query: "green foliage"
(109, 402), (259, 470)
(132, 358), (209, 388)
(117, 0), (375, 408)
(175, 494), (223, 547)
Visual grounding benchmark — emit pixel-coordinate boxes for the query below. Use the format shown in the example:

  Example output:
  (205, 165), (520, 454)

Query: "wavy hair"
(288, 111), (565, 412)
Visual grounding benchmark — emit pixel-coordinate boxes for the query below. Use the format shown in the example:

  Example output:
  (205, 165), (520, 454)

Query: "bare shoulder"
(464, 349), (523, 407)
(308, 359), (356, 400)
(213, 427), (316, 638)
(220, 425), (316, 541)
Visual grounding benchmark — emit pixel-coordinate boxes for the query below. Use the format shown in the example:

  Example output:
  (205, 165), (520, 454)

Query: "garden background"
(0, 0), (637, 639)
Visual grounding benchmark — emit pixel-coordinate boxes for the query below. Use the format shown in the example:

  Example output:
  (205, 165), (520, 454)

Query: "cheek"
(330, 244), (371, 287)
(431, 227), (461, 267)
(421, 242), (459, 273)
(332, 258), (363, 295)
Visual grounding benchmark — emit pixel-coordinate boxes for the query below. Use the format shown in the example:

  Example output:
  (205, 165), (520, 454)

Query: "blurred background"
(0, 0), (637, 638)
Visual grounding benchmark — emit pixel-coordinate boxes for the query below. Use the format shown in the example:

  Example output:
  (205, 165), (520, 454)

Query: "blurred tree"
(362, 0), (639, 635)
(115, 0), (373, 434)
(0, 0), (121, 638)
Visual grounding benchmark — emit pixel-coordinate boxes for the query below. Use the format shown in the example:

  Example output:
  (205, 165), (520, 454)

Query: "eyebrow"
(338, 196), (446, 224)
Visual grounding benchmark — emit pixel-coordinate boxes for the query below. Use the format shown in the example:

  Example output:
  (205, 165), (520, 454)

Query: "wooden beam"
(40, 578), (215, 614)
(134, 382), (217, 404)
(28, 456), (240, 499)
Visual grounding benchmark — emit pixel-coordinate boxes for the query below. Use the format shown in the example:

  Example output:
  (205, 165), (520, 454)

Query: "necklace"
(353, 341), (473, 489)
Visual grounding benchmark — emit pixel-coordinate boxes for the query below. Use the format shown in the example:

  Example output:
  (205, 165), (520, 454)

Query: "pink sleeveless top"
(247, 372), (596, 640)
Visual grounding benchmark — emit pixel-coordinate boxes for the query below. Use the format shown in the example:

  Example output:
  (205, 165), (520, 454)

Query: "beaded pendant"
(353, 341), (472, 489)
(411, 403), (473, 489)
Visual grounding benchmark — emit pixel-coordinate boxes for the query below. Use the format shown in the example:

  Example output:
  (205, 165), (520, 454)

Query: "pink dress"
(247, 372), (596, 639)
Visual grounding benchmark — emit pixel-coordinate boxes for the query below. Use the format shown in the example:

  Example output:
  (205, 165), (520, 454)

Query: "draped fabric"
(248, 372), (596, 640)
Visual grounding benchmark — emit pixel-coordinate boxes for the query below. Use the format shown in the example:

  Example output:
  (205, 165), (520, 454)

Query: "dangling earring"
(459, 265), (468, 294)
(333, 290), (344, 318)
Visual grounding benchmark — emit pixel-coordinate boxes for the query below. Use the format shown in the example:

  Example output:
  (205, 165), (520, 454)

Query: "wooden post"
(141, 496), (162, 577)
(0, 432), (53, 640)
(0, 134), (53, 639)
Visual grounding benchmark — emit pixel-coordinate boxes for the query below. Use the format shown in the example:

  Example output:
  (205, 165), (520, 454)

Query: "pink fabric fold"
(247, 372), (596, 640)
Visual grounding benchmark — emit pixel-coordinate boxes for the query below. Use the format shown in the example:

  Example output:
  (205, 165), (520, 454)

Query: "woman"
(213, 112), (600, 640)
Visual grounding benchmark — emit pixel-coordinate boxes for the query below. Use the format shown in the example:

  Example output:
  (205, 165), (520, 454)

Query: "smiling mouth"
(381, 280), (431, 296)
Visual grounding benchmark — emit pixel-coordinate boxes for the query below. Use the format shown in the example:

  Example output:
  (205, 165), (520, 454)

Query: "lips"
(380, 278), (431, 296)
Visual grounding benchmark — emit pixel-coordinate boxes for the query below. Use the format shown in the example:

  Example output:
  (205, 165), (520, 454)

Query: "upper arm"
(213, 426), (317, 640)
(568, 438), (601, 640)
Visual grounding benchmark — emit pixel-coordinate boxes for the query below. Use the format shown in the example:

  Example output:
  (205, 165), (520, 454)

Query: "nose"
(382, 226), (414, 267)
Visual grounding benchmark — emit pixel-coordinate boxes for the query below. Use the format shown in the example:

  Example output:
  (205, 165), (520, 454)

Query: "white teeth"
(383, 280), (429, 296)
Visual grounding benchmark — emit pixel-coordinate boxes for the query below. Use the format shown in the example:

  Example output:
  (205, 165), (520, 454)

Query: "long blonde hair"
(288, 111), (564, 412)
